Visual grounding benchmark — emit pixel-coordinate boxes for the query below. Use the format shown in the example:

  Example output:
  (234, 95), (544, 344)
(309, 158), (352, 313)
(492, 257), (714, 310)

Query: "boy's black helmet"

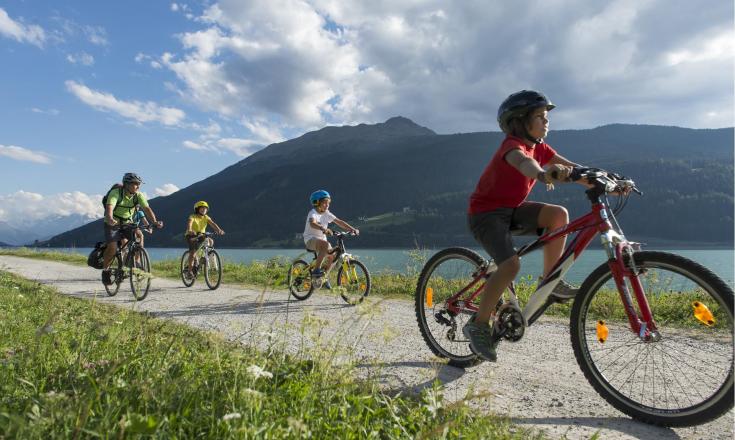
(497, 90), (555, 134)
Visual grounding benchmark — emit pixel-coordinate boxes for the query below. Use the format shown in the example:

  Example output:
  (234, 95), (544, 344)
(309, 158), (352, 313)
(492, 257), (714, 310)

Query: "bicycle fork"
(607, 241), (659, 341)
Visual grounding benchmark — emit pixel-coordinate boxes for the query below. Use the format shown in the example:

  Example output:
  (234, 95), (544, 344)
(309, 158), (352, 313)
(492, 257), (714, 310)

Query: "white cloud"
(66, 52), (95, 66)
(0, 144), (51, 164)
(31, 107), (60, 116)
(154, 183), (180, 196)
(156, 0), (733, 132)
(0, 7), (46, 47)
(65, 80), (186, 126)
(84, 25), (108, 46)
(0, 190), (103, 226)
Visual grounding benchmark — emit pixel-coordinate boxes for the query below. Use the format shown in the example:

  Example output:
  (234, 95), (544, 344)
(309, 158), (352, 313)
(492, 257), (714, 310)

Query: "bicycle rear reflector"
(692, 301), (715, 326)
(596, 320), (609, 343)
(426, 287), (434, 308)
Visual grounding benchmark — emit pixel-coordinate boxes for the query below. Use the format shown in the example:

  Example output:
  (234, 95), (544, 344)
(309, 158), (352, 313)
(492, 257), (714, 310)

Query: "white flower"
(241, 388), (264, 398)
(221, 412), (241, 421)
(246, 365), (273, 380)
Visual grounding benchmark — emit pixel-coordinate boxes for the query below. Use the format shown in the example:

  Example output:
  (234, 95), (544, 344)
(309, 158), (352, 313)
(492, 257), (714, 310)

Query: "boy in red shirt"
(464, 90), (581, 361)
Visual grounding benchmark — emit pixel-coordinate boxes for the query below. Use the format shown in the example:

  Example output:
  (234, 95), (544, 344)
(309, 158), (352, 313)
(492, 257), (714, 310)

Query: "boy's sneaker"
(323, 280), (332, 290)
(550, 279), (579, 301)
(102, 269), (112, 285)
(462, 316), (499, 362)
(311, 268), (325, 278)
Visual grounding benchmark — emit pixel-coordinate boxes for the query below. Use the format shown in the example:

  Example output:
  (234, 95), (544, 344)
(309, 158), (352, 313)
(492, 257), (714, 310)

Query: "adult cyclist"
(101, 173), (163, 285)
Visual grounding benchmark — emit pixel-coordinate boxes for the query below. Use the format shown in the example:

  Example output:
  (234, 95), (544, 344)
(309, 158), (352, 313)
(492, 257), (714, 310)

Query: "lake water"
(54, 246), (734, 285)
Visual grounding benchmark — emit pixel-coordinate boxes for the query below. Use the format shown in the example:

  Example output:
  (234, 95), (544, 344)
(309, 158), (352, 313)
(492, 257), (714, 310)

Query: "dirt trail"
(1, 255), (732, 440)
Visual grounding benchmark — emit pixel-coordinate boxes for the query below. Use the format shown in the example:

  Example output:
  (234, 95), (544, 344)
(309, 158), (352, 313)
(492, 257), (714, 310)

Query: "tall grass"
(0, 271), (536, 438)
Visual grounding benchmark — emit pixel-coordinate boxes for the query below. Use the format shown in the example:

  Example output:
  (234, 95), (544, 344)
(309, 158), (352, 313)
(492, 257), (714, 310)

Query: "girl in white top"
(303, 190), (358, 276)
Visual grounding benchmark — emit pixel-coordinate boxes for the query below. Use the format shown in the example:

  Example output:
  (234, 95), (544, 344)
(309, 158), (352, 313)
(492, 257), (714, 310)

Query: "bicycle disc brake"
(495, 303), (526, 342)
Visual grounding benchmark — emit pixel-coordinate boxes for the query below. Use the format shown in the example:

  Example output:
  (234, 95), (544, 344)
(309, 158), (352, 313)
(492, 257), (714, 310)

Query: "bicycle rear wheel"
(337, 259), (371, 305)
(570, 251), (733, 426)
(204, 249), (222, 290)
(104, 254), (122, 296)
(415, 247), (485, 368)
(180, 251), (195, 287)
(288, 259), (314, 300)
(129, 247), (152, 301)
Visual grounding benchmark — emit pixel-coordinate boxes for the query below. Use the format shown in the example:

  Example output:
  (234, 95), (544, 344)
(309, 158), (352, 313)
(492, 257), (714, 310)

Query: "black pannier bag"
(87, 242), (106, 269)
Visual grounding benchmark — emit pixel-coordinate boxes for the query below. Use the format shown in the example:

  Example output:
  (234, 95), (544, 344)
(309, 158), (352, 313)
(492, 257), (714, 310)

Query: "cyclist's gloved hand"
(351, 229), (360, 236)
(154, 220), (164, 229)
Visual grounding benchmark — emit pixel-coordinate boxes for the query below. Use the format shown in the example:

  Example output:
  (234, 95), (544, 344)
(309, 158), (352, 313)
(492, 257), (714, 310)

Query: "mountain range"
(41, 117), (734, 248)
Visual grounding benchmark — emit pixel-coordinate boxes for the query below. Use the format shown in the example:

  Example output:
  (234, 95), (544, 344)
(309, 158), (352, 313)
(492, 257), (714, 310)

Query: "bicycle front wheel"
(288, 259), (314, 300)
(570, 251), (733, 426)
(104, 253), (122, 296)
(128, 247), (152, 301)
(415, 247), (484, 368)
(204, 250), (222, 290)
(337, 259), (371, 305)
(180, 251), (195, 287)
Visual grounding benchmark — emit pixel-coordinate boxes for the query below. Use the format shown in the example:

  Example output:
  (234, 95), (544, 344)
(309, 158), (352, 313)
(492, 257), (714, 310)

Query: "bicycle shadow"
(151, 298), (353, 318)
(355, 360), (468, 396)
(511, 416), (680, 439)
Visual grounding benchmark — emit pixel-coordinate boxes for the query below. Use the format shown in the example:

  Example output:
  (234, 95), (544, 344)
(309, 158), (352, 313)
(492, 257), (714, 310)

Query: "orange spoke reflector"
(692, 301), (715, 326)
(426, 287), (434, 308)
(596, 320), (608, 343)
(360, 283), (366, 290)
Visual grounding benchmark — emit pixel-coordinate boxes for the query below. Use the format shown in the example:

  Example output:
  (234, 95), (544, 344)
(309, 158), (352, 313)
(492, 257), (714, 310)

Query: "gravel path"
(1, 255), (732, 440)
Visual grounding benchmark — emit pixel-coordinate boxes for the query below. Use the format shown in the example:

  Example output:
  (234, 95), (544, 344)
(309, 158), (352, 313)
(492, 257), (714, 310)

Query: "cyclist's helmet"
(497, 90), (555, 134)
(123, 172), (143, 185)
(194, 200), (209, 213)
(310, 190), (331, 206)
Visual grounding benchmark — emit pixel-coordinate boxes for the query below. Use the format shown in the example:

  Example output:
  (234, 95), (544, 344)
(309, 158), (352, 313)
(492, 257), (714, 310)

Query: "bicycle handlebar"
(552, 167), (642, 195)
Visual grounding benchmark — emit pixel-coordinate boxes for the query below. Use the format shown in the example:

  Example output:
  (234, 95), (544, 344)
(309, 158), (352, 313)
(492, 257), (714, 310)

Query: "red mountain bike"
(415, 168), (733, 427)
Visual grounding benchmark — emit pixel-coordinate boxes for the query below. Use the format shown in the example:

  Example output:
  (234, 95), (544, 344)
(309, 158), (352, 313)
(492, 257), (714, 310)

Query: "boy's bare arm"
(333, 218), (357, 233)
(548, 153), (580, 168)
(207, 218), (224, 234)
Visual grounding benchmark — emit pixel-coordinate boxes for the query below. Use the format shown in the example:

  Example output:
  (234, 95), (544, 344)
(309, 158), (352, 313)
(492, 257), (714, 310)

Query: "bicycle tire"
(129, 247), (152, 301)
(180, 250), (195, 287)
(570, 251), (733, 426)
(103, 253), (122, 296)
(337, 259), (371, 305)
(415, 247), (484, 368)
(204, 249), (222, 290)
(288, 259), (314, 300)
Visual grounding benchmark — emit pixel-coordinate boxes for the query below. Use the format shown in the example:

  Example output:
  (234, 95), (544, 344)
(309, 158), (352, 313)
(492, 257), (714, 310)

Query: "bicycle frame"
(445, 186), (657, 340)
(296, 233), (358, 279)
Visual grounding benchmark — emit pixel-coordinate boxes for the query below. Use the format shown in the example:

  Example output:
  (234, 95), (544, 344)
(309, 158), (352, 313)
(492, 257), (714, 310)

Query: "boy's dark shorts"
(467, 201), (545, 265)
(185, 234), (206, 252)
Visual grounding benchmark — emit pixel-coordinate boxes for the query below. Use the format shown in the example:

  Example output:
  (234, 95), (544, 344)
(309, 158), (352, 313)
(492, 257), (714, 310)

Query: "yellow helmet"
(194, 201), (209, 211)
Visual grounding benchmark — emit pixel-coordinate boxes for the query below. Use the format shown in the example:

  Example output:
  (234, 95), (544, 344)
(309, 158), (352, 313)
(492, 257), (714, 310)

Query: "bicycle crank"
(495, 303), (526, 342)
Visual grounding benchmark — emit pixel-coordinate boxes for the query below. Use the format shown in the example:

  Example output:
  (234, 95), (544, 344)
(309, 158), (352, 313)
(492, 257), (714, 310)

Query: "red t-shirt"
(468, 135), (557, 214)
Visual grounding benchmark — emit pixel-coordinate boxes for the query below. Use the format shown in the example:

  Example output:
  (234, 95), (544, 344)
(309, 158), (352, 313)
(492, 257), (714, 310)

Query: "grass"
(0, 271), (537, 439)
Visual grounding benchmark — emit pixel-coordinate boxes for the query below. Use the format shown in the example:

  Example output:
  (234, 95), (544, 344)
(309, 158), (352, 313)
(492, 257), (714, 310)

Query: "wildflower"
(246, 365), (273, 380)
(241, 388), (264, 399)
(222, 412), (242, 421)
(423, 388), (443, 416)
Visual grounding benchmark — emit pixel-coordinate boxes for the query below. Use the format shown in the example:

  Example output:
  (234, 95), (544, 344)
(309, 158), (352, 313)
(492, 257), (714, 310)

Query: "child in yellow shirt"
(185, 201), (225, 273)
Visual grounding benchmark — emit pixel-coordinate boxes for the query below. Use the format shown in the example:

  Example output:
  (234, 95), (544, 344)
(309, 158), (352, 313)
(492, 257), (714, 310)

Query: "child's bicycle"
(287, 231), (371, 304)
(180, 232), (222, 290)
(415, 167), (733, 427)
(103, 224), (153, 301)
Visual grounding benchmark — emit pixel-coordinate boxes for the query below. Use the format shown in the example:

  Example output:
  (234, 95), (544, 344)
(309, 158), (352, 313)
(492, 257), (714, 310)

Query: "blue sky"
(0, 0), (733, 226)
